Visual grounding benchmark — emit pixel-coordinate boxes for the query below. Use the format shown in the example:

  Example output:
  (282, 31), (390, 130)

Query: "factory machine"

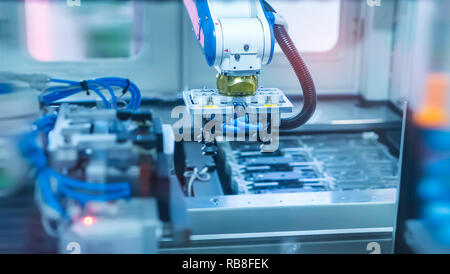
(0, 0), (448, 254)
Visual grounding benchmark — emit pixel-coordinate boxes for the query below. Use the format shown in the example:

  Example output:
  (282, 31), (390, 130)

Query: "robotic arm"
(184, 0), (274, 96)
(184, 0), (317, 130)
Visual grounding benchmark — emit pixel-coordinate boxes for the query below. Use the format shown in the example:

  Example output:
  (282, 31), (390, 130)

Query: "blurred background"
(0, 0), (448, 253)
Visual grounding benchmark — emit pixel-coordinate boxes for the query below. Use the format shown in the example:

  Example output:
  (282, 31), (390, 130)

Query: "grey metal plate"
(184, 189), (397, 235)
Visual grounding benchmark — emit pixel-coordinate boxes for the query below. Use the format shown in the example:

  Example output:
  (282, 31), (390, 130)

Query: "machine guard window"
(271, 0), (341, 53)
(24, 0), (141, 62)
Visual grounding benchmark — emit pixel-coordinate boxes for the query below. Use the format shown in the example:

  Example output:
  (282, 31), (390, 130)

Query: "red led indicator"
(81, 216), (95, 226)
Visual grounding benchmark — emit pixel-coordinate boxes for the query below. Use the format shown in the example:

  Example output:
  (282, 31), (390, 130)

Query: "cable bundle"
(41, 77), (142, 110)
(19, 114), (131, 220)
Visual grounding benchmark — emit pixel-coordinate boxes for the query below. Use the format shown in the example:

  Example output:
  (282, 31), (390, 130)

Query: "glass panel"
(270, 0), (341, 53)
(25, 0), (138, 61)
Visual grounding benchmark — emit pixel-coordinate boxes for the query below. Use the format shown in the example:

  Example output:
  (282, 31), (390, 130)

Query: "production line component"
(183, 0), (317, 134)
(0, 0), (408, 254)
(19, 104), (189, 253)
(217, 133), (399, 194)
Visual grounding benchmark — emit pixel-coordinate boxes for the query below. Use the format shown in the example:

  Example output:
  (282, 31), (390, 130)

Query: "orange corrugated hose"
(413, 73), (450, 128)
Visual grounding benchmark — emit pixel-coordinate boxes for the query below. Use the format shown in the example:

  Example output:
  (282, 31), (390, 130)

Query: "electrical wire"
(184, 167), (210, 197)
(95, 77), (142, 110)
(41, 77), (142, 110)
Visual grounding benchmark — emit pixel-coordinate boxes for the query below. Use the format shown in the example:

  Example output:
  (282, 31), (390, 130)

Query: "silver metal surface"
(160, 228), (393, 254)
(185, 188), (396, 234)
(187, 188), (396, 209)
(159, 189), (396, 253)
